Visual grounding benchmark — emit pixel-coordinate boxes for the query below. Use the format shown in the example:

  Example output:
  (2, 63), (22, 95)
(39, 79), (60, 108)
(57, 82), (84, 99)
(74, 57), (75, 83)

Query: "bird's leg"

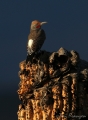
(26, 53), (34, 63)
(33, 51), (39, 59)
(35, 50), (44, 59)
(39, 50), (44, 55)
(26, 53), (29, 64)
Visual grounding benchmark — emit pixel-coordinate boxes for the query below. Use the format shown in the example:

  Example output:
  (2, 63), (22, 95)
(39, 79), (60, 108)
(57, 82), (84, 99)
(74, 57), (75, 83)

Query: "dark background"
(0, 0), (88, 120)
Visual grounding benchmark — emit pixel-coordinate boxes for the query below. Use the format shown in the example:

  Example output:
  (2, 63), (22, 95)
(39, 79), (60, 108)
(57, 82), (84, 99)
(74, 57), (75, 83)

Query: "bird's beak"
(40, 22), (47, 25)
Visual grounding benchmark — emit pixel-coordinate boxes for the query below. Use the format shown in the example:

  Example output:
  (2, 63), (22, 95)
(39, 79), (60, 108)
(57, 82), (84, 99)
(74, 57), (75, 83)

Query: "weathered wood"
(17, 47), (88, 120)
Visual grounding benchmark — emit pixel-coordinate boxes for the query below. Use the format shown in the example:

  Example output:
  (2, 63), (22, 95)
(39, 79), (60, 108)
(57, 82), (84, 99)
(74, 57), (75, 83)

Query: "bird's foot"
(39, 50), (45, 55)
(26, 54), (29, 64)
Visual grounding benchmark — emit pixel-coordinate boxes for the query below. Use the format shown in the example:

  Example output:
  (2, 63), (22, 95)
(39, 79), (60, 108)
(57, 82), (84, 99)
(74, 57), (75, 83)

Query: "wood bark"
(17, 47), (88, 120)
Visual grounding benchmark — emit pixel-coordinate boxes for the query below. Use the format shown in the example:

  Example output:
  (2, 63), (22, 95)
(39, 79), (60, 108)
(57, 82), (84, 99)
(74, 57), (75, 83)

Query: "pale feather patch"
(28, 39), (33, 48)
(27, 39), (34, 55)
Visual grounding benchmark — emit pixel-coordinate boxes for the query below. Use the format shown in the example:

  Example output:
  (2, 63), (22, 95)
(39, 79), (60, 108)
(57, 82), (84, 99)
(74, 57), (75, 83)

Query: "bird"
(27, 20), (47, 56)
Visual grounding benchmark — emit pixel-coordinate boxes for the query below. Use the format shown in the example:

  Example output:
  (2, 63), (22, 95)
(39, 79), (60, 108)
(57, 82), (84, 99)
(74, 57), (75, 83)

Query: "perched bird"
(27, 20), (47, 55)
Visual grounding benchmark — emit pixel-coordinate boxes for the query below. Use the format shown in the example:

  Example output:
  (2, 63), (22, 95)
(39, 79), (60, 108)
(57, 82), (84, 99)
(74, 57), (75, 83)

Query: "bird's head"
(30, 20), (47, 30)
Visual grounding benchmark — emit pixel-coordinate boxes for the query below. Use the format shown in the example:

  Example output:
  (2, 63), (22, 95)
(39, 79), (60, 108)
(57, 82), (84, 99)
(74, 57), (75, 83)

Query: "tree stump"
(17, 47), (88, 120)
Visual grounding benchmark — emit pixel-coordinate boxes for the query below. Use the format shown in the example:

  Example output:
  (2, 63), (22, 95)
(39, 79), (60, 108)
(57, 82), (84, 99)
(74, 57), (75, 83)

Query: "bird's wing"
(32, 29), (46, 51)
(27, 29), (46, 54)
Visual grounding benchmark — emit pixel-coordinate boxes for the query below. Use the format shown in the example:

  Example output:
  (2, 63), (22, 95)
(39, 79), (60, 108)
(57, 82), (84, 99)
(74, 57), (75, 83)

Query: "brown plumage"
(27, 20), (47, 55)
